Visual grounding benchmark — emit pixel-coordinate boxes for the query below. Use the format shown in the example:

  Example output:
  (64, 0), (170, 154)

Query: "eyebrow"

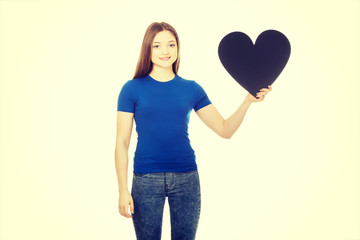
(153, 40), (176, 44)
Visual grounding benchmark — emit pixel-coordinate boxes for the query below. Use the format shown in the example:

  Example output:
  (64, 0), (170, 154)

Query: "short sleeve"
(117, 80), (135, 113)
(193, 81), (212, 112)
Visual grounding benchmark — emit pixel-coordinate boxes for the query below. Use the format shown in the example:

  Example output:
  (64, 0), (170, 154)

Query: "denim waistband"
(133, 170), (198, 179)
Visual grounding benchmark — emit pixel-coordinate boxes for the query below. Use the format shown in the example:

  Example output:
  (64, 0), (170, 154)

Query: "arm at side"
(115, 111), (134, 194)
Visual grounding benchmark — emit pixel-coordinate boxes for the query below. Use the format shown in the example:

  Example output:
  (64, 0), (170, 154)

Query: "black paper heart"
(218, 30), (291, 98)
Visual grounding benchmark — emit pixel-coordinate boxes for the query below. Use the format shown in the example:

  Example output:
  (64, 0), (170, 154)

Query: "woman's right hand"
(245, 85), (272, 103)
(118, 190), (134, 218)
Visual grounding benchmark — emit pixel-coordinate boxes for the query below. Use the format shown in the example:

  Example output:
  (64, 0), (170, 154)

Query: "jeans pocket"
(178, 170), (198, 175)
(133, 173), (148, 177)
(183, 170), (198, 176)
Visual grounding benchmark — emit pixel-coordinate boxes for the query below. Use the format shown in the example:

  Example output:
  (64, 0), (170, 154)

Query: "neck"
(149, 66), (175, 81)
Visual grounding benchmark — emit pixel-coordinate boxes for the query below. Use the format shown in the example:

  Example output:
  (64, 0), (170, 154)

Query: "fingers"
(256, 85), (272, 101)
(124, 206), (132, 218)
(259, 85), (272, 93)
(130, 198), (134, 214)
(255, 94), (264, 102)
(256, 92), (265, 100)
(119, 203), (133, 218)
(123, 206), (132, 218)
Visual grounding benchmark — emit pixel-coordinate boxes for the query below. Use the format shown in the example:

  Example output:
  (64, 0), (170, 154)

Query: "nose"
(161, 46), (169, 54)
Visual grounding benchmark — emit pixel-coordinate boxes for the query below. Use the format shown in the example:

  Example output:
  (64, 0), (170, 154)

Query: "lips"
(160, 57), (171, 61)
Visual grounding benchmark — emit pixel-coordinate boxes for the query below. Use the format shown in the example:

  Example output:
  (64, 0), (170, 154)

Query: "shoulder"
(176, 75), (199, 88)
(121, 76), (145, 90)
(177, 75), (192, 82)
(124, 76), (144, 85)
(176, 75), (207, 94)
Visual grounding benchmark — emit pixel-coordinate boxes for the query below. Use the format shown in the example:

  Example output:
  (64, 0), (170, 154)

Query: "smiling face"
(150, 30), (178, 71)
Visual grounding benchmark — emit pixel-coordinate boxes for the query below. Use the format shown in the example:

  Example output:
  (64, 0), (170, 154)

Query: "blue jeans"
(131, 170), (201, 240)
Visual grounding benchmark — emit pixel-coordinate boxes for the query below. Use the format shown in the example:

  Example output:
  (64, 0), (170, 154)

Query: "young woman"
(115, 22), (272, 240)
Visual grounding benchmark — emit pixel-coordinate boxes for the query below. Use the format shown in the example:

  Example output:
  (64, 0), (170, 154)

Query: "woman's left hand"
(245, 85), (272, 103)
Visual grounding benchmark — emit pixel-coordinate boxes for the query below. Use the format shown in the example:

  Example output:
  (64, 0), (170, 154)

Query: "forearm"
(115, 144), (130, 194)
(223, 97), (252, 138)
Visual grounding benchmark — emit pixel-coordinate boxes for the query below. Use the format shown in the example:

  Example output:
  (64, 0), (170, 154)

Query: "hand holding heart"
(246, 85), (272, 104)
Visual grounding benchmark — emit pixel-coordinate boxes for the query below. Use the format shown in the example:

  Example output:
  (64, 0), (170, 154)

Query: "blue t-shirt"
(117, 73), (212, 174)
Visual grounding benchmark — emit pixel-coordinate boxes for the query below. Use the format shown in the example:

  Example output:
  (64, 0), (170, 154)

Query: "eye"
(170, 44), (176, 47)
(153, 45), (159, 48)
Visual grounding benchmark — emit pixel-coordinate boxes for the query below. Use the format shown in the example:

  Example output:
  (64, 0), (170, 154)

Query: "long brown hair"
(132, 22), (180, 79)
